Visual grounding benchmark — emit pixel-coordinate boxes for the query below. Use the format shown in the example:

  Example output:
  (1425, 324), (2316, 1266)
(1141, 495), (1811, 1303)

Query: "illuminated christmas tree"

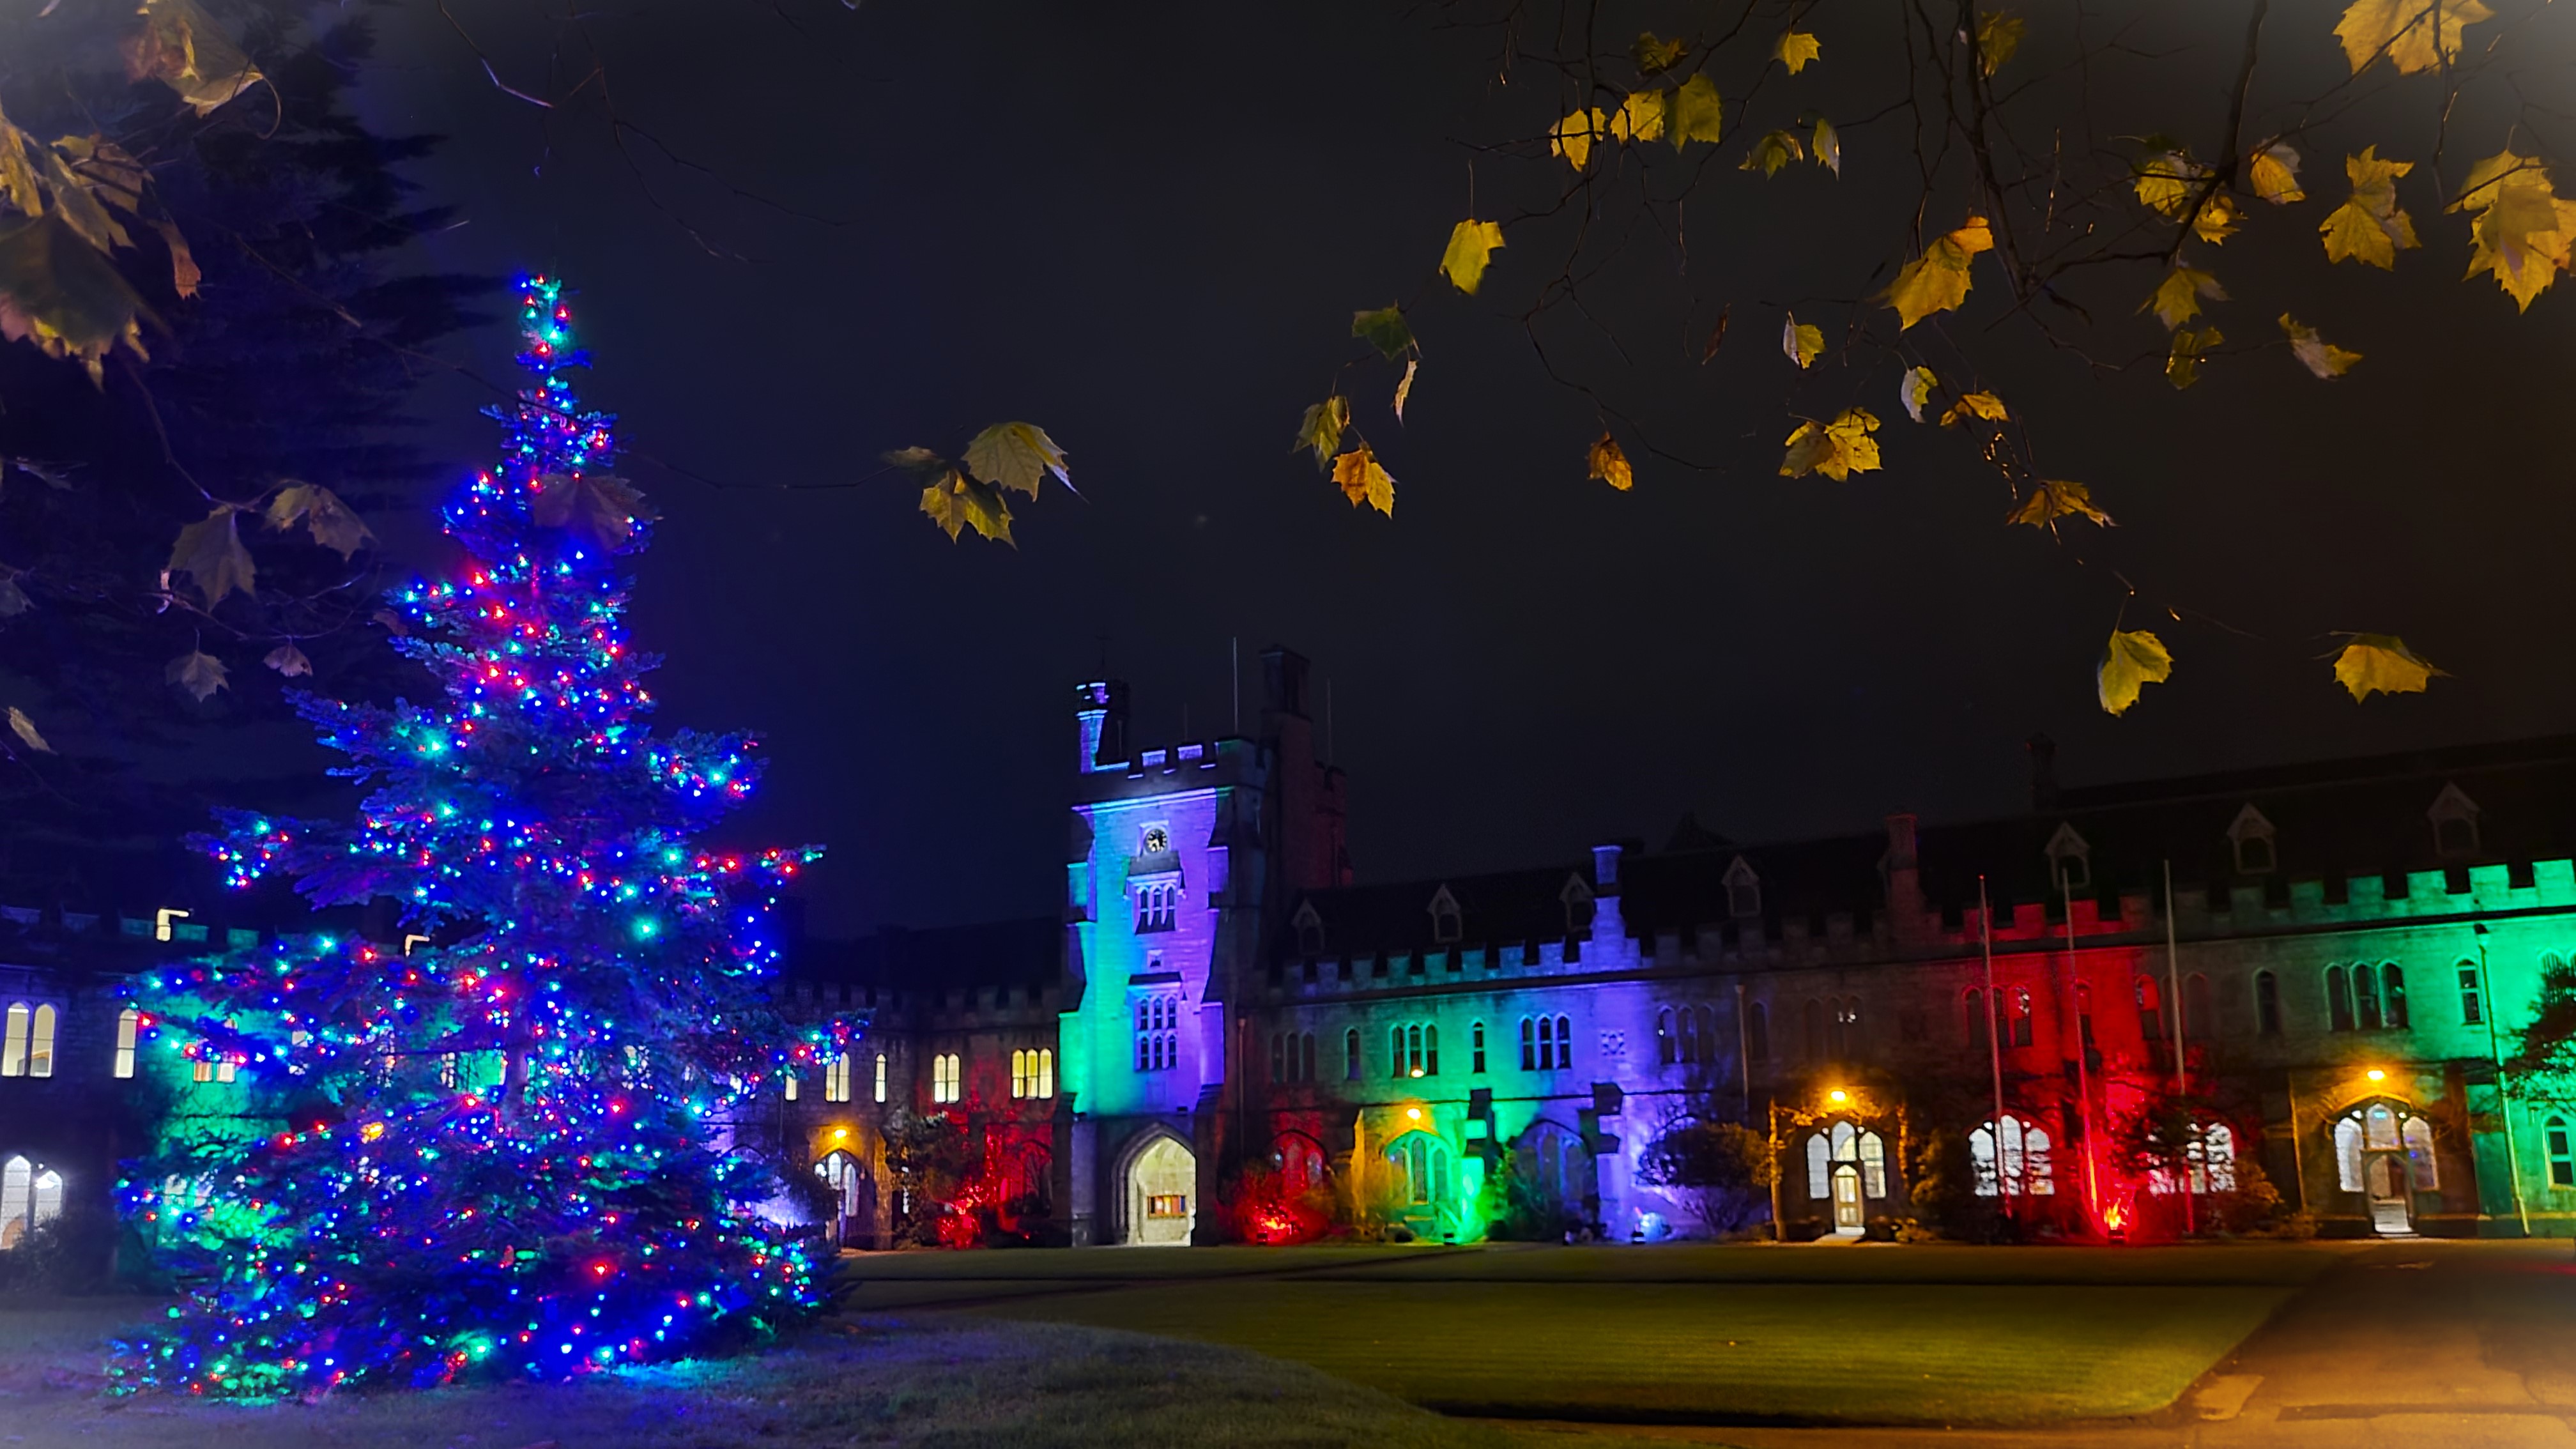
(116, 277), (834, 1397)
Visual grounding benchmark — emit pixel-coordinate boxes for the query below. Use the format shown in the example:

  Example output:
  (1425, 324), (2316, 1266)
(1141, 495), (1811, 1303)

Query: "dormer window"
(1723, 855), (1761, 919)
(2228, 803), (2277, 875)
(1428, 885), (1462, 945)
(1292, 900), (1325, 956)
(2044, 822), (2091, 893)
(1558, 874), (1595, 935)
(2429, 783), (2481, 858)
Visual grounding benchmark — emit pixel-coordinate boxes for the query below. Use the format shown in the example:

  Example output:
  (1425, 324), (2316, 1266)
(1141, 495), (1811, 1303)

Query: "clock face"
(1143, 827), (1169, 853)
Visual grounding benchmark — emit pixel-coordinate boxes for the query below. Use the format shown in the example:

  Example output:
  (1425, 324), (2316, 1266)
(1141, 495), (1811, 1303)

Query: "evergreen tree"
(116, 277), (833, 1398)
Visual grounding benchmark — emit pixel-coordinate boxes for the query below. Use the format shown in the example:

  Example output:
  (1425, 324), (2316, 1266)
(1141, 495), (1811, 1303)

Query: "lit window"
(27, 1005), (52, 1079)
(1146, 1193), (1188, 1219)
(824, 1053), (851, 1103)
(113, 1008), (138, 1080)
(873, 1052), (887, 1103)
(1036, 1048), (1054, 1098)
(932, 1052), (961, 1104)
(1011, 1049), (1029, 1100)
(783, 1071), (799, 1101)
(1970, 1114), (2055, 1196)
(0, 1156), (57, 1250)
(1, 1004), (25, 1078)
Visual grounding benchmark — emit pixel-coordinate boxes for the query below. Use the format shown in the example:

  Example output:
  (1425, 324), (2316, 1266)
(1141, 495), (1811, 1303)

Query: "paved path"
(1510, 1240), (2576, 1449)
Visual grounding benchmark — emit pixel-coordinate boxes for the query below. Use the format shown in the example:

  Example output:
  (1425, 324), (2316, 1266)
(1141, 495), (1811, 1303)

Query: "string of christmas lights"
(114, 277), (841, 1399)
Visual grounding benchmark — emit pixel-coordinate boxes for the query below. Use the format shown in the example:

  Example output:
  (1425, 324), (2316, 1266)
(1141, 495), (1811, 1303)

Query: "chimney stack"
(1075, 679), (1130, 774)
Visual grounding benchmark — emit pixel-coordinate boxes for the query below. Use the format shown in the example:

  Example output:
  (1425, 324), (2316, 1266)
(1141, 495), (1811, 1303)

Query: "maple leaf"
(2145, 266), (2226, 330)
(2250, 142), (2305, 204)
(2008, 479), (2112, 529)
(1742, 130), (1804, 177)
(1294, 395), (1350, 470)
(125, 0), (266, 115)
(1898, 366), (1938, 423)
(264, 482), (374, 558)
(2335, 0), (2493, 75)
(2192, 192), (2242, 244)
(1632, 31), (1688, 75)
(1439, 219), (1505, 295)
(0, 213), (151, 386)
(1940, 390), (2007, 427)
(2331, 634), (2444, 701)
(2097, 630), (2172, 717)
(530, 471), (654, 550)
(1394, 358), (1417, 422)
(2278, 314), (2362, 378)
(2450, 150), (2576, 311)
(2320, 147), (2419, 269)
(1669, 75), (1724, 150)
(2165, 325), (2222, 388)
(1779, 408), (1882, 481)
(1812, 119), (1841, 178)
(2133, 150), (2207, 219)
(1331, 445), (1395, 516)
(1977, 12), (2026, 75)
(263, 643), (312, 678)
(916, 468), (1015, 546)
(1549, 109), (1608, 170)
(963, 421), (1071, 498)
(166, 649), (227, 702)
(1883, 215), (1994, 330)
(1782, 316), (1823, 369)
(1586, 432), (1634, 491)
(1612, 91), (1666, 145)
(1351, 305), (1415, 360)
(5, 706), (48, 755)
(167, 505), (254, 607)
(1775, 31), (1822, 73)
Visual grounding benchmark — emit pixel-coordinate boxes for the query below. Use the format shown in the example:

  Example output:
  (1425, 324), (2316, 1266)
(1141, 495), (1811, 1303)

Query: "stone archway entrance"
(2333, 1099), (2435, 1238)
(1124, 1133), (1195, 1245)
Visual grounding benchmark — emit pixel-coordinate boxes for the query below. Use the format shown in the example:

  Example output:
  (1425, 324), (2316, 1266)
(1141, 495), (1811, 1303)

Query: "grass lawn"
(873, 1243), (2339, 1426)
(0, 1295), (1638, 1448)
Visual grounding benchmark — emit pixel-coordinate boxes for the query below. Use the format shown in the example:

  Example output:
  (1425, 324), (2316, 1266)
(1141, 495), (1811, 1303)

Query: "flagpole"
(2166, 859), (2194, 1236)
(1982, 875), (2009, 1218)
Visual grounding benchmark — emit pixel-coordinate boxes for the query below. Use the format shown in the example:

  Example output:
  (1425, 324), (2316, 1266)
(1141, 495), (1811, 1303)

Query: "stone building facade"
(776, 650), (2576, 1246)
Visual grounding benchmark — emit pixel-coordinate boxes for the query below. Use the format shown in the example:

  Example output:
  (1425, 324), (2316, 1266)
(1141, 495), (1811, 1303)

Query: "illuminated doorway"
(1124, 1133), (1196, 1245)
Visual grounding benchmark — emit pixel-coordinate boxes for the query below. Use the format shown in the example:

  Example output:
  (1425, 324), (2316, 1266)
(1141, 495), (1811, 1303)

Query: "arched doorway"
(1124, 1133), (1195, 1245)
(816, 1149), (872, 1248)
(2333, 1100), (2435, 1236)
(1804, 1122), (1888, 1236)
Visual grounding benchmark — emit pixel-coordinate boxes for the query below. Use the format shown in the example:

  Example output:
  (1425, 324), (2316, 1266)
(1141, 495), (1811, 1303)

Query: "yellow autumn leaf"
(2321, 147), (2419, 269)
(1977, 12), (2025, 75)
(2008, 479), (2112, 530)
(2450, 150), (2576, 312)
(2335, 0), (2492, 76)
(2278, 314), (2362, 378)
(2193, 192), (2242, 243)
(1779, 408), (1882, 481)
(1742, 130), (1804, 176)
(1775, 31), (1822, 73)
(1632, 31), (1688, 75)
(1812, 118), (1841, 177)
(1898, 365), (1937, 422)
(2145, 266), (2226, 330)
(1439, 219), (1505, 295)
(1782, 315), (1823, 369)
(2250, 142), (2304, 204)
(1332, 445), (1396, 516)
(1613, 90), (1666, 144)
(918, 469), (1015, 546)
(1883, 215), (1994, 330)
(1669, 75), (1724, 149)
(1586, 432), (1634, 491)
(1940, 390), (2007, 426)
(1394, 358), (1417, 422)
(1550, 109), (1609, 170)
(2331, 634), (2444, 701)
(2166, 325), (2222, 388)
(2097, 630), (2172, 717)
(2133, 150), (2207, 219)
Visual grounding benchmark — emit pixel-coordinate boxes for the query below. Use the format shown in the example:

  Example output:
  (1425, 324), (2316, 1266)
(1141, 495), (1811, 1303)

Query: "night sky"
(356, 1), (2576, 937)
